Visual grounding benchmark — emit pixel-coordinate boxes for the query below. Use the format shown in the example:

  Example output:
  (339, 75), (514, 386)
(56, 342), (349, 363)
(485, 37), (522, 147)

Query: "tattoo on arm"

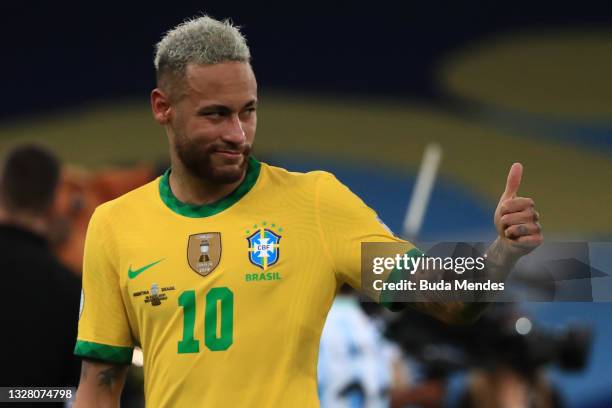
(487, 237), (505, 263)
(407, 239), (519, 323)
(484, 237), (520, 283)
(97, 366), (124, 388)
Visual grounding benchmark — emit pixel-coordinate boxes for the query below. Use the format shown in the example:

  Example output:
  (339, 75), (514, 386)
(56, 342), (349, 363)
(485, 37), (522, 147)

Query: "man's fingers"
(514, 234), (544, 247)
(500, 208), (539, 227)
(500, 162), (523, 201)
(505, 222), (542, 239)
(498, 197), (535, 216)
(494, 163), (544, 255)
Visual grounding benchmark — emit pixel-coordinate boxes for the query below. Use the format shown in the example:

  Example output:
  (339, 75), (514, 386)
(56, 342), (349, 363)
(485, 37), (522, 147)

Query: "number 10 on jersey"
(178, 287), (234, 353)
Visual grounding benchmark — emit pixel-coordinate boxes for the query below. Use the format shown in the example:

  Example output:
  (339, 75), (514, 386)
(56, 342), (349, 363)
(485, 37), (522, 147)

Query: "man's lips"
(213, 150), (243, 160)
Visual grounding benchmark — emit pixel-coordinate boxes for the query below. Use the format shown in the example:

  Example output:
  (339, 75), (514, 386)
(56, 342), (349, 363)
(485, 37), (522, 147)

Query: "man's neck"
(0, 207), (48, 237)
(168, 164), (246, 206)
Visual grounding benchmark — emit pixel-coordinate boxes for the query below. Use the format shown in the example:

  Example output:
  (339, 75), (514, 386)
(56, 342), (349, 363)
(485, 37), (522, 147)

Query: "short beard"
(174, 136), (251, 185)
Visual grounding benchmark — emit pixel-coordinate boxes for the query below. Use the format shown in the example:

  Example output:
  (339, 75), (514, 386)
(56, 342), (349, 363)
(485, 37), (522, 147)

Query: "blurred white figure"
(318, 293), (402, 408)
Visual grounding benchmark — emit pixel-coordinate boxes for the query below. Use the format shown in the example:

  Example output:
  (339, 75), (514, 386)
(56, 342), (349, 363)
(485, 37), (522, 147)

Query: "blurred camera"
(385, 303), (592, 378)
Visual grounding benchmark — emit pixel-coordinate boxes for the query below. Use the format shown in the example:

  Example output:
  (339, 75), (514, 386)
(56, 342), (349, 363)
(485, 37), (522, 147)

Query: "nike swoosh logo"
(128, 259), (164, 279)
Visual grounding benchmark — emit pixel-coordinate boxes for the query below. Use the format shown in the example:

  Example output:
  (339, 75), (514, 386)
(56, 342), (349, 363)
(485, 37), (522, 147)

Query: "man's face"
(167, 61), (257, 184)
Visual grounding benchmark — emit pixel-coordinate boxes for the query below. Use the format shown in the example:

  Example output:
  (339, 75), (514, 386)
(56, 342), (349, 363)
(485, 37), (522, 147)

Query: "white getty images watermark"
(369, 254), (505, 293)
(371, 254), (486, 275)
(361, 243), (507, 301)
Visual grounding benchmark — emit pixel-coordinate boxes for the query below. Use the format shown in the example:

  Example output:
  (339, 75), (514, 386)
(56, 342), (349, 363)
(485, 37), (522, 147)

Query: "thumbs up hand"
(494, 163), (543, 255)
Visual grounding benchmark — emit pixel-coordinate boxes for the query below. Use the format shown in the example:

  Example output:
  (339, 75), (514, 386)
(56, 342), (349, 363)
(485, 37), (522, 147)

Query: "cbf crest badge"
(187, 233), (222, 277)
(246, 224), (282, 270)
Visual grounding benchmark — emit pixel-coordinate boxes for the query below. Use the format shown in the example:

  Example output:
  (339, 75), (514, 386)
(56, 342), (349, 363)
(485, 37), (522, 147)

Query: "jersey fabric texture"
(75, 157), (410, 407)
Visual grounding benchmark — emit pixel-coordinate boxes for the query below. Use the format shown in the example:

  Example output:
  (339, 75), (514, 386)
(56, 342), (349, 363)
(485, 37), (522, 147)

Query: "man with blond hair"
(74, 16), (542, 407)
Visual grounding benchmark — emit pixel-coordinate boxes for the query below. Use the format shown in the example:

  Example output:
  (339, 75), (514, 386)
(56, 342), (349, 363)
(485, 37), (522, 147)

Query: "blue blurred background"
(1, 2), (610, 406)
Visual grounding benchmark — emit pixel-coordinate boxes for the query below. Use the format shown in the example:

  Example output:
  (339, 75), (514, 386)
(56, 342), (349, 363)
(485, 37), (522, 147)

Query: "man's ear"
(151, 88), (172, 124)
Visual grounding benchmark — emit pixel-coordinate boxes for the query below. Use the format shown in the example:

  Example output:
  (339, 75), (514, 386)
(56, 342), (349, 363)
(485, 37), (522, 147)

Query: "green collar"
(159, 156), (261, 218)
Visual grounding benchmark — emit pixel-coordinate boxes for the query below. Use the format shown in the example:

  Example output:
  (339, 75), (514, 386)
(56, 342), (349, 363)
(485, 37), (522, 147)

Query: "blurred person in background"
(318, 286), (446, 408)
(318, 285), (405, 408)
(0, 144), (81, 393)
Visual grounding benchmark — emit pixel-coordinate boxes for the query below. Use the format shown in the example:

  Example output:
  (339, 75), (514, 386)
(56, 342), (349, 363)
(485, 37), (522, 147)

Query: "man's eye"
(202, 111), (222, 118)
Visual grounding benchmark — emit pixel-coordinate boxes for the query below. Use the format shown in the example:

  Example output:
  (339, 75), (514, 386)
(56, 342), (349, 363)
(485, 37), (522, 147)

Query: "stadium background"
(1, 2), (610, 407)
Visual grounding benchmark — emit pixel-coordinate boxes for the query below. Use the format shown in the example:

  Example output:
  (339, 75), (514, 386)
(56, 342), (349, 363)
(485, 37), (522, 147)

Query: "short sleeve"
(74, 207), (134, 364)
(315, 172), (416, 295)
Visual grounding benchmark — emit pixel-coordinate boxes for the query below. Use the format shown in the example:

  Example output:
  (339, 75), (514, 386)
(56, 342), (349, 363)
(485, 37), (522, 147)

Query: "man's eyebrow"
(196, 100), (257, 114)
(197, 104), (231, 114)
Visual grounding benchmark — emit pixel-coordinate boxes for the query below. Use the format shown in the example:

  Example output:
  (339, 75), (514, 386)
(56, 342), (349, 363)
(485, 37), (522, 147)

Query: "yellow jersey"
(75, 157), (409, 407)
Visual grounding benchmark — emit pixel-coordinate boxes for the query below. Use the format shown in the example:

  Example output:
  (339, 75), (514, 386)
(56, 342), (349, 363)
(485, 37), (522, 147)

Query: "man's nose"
(222, 114), (246, 144)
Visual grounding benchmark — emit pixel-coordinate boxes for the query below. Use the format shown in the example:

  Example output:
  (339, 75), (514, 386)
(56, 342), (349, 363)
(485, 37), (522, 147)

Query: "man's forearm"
(453, 238), (522, 322)
(404, 238), (520, 324)
(483, 237), (522, 283)
(73, 360), (128, 408)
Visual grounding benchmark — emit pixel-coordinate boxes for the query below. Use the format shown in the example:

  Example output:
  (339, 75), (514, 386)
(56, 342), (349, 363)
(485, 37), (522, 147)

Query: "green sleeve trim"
(74, 340), (133, 365)
(380, 247), (424, 311)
